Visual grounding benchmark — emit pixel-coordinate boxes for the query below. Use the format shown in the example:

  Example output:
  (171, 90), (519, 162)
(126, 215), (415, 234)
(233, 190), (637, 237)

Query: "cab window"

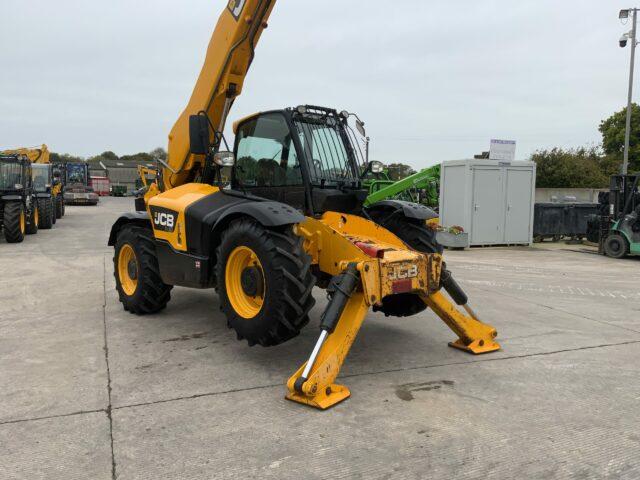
(235, 113), (302, 187)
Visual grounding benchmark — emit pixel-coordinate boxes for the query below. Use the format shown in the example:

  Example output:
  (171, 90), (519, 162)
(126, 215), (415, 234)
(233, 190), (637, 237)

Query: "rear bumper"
(64, 193), (99, 205)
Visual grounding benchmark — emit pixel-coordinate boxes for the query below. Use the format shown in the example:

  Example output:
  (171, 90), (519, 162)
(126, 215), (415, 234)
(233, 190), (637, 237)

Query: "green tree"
(531, 147), (608, 188)
(385, 163), (416, 180)
(49, 152), (85, 164)
(599, 104), (640, 172)
(98, 151), (119, 162)
(150, 147), (167, 161)
(120, 152), (154, 164)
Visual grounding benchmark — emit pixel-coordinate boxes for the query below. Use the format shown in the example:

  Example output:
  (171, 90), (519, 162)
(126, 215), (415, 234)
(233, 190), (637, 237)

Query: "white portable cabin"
(439, 159), (536, 246)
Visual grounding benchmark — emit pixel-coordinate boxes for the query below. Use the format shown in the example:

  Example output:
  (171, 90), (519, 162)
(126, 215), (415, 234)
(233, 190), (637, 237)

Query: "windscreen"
(235, 113), (303, 188)
(0, 160), (23, 190)
(292, 111), (364, 187)
(66, 163), (87, 184)
(32, 164), (50, 192)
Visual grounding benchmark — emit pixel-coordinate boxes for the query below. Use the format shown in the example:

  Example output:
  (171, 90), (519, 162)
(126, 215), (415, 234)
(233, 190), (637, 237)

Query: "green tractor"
(600, 173), (640, 258)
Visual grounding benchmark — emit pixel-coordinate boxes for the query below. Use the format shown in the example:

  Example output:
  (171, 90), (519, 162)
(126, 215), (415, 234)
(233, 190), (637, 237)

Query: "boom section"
(164, 0), (276, 190)
(0, 145), (50, 164)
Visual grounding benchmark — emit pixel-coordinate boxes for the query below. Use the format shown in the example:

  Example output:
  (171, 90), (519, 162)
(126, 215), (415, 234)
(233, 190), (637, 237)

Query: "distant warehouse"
(87, 158), (156, 194)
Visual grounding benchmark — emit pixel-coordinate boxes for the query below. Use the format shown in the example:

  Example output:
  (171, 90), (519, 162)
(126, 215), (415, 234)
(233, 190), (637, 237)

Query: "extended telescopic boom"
(0, 145), (50, 164)
(162, 0), (276, 190)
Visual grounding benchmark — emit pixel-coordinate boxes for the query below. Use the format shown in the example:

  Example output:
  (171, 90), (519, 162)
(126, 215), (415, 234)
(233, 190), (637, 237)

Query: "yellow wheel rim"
(19, 211), (25, 234)
(33, 206), (39, 227)
(225, 246), (265, 319)
(118, 244), (139, 296)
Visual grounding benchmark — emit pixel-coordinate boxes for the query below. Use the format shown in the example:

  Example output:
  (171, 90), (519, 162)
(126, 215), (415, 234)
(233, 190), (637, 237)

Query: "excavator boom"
(163, 0), (276, 189)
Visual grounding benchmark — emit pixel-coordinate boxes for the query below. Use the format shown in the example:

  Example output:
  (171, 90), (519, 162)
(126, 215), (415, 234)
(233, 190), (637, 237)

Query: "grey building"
(86, 158), (156, 194)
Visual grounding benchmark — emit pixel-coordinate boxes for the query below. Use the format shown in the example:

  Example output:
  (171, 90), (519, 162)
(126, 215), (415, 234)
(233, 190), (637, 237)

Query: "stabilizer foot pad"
(448, 338), (501, 355)
(285, 384), (350, 410)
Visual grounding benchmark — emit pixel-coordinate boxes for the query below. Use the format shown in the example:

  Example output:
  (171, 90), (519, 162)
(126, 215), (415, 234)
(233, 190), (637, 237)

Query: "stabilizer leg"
(424, 290), (500, 354)
(286, 265), (369, 409)
(425, 268), (500, 354)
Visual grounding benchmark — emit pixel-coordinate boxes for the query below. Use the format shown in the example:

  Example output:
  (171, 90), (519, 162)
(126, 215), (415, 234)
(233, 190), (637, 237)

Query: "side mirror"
(355, 119), (366, 137)
(189, 114), (211, 155)
(213, 151), (235, 167)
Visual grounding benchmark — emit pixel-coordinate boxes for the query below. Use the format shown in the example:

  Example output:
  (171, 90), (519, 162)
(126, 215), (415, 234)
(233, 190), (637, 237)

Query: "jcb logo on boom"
(150, 207), (177, 233)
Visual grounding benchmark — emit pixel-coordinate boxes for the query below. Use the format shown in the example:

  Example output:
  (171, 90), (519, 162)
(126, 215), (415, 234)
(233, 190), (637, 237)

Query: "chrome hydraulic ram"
(294, 263), (360, 393)
(440, 267), (482, 322)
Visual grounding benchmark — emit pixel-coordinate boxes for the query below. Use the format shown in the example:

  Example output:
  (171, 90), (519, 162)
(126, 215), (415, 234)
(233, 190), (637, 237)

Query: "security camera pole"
(620, 8), (639, 175)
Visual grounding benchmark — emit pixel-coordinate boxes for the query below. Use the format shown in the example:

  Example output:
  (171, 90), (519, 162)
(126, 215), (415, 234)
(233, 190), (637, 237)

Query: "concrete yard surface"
(1, 197), (639, 479)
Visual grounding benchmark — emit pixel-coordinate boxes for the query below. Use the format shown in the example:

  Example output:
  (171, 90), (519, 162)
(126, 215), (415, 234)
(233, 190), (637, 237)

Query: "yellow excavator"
(108, 0), (500, 409)
(0, 145), (64, 228)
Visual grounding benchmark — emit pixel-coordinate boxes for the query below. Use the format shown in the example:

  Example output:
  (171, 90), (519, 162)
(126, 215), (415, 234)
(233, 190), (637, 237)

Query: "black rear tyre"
(603, 233), (629, 259)
(216, 218), (315, 347)
(38, 198), (54, 230)
(114, 225), (173, 314)
(3, 202), (26, 243)
(368, 211), (442, 254)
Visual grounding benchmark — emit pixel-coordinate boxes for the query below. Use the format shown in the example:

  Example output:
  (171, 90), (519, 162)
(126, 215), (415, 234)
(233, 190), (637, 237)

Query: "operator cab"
(229, 106), (370, 217)
(31, 163), (52, 193)
(0, 154), (32, 195)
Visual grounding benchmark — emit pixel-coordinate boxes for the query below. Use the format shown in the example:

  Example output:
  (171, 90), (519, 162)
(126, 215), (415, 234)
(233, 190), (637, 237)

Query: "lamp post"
(620, 8), (638, 175)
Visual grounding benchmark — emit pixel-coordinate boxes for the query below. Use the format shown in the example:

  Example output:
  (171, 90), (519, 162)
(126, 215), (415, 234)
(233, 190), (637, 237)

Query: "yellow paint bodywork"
(147, 183), (219, 251)
(286, 212), (499, 409)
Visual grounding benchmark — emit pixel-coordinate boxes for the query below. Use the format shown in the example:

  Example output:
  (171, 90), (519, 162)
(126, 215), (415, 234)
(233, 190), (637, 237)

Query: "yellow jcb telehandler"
(108, 0), (500, 409)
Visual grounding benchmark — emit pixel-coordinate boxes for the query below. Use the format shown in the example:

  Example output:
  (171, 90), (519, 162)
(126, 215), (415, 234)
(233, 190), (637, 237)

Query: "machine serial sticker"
(150, 206), (178, 233)
(228, 0), (247, 20)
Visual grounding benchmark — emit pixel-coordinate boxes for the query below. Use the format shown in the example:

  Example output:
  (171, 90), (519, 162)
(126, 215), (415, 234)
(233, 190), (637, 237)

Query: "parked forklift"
(0, 154), (39, 243)
(599, 173), (640, 258)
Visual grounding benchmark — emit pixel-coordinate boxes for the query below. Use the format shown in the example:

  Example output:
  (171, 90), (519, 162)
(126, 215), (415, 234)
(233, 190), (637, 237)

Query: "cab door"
(233, 112), (306, 211)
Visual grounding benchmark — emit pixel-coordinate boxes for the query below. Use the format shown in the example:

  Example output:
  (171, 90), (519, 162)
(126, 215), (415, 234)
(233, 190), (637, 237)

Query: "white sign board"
(489, 139), (516, 161)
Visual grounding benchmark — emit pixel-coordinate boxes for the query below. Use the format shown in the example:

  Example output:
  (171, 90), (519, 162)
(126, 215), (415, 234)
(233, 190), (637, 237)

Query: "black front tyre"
(216, 218), (315, 347)
(25, 203), (39, 235)
(3, 202), (26, 243)
(38, 198), (54, 230)
(114, 225), (173, 314)
(55, 196), (64, 219)
(603, 233), (629, 259)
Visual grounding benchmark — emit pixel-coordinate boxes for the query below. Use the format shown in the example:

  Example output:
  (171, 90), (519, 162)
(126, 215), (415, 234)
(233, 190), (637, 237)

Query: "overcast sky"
(0, 0), (635, 169)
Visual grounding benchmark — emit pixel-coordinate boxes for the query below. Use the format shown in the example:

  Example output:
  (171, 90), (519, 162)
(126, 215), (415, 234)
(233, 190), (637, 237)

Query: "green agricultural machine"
(363, 163), (440, 210)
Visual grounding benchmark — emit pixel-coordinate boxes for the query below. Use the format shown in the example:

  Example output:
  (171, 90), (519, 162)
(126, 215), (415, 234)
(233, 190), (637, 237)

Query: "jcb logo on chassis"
(150, 207), (177, 233)
(388, 264), (418, 281)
